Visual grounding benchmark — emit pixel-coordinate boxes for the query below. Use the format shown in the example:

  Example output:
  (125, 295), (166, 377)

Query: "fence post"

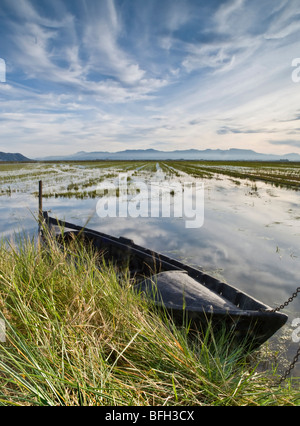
(39, 180), (43, 226)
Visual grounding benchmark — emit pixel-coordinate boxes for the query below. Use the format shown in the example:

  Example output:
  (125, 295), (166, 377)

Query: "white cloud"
(82, 0), (148, 86)
(214, 0), (245, 30)
(264, 0), (300, 40)
(1, 0), (300, 156)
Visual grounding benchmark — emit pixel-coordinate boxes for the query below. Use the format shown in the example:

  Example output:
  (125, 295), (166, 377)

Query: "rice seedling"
(166, 161), (300, 190)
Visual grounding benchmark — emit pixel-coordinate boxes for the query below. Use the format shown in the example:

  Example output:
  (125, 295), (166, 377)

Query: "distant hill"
(36, 148), (300, 162)
(0, 152), (31, 162)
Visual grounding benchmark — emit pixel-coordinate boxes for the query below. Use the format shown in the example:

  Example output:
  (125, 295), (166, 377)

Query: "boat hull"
(42, 213), (288, 350)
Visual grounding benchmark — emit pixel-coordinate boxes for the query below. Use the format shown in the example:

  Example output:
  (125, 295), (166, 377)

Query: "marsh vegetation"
(0, 160), (299, 199)
(0, 233), (299, 406)
(0, 160), (299, 405)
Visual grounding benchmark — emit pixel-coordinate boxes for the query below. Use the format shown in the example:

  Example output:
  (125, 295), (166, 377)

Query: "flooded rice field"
(1, 160), (300, 376)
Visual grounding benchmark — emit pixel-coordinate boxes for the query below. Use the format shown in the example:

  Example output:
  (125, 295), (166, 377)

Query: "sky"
(1, 0), (300, 158)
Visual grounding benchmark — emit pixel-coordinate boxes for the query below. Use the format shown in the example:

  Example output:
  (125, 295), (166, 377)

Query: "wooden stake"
(39, 180), (43, 225)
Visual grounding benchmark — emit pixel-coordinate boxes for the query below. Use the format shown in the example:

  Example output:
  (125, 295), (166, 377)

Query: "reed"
(0, 231), (299, 406)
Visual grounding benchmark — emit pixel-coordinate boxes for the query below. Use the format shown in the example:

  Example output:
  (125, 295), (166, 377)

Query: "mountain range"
(36, 148), (300, 162)
(1, 149), (300, 162)
(0, 152), (31, 162)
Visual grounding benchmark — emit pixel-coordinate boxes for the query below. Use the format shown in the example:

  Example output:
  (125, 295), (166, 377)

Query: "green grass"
(0, 230), (299, 406)
(167, 161), (300, 190)
(1, 161), (299, 199)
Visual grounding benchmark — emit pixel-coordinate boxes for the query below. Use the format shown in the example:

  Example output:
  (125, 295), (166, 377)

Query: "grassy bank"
(0, 233), (299, 406)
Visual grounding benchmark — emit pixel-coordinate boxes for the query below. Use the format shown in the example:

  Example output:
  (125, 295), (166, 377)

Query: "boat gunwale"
(42, 212), (287, 322)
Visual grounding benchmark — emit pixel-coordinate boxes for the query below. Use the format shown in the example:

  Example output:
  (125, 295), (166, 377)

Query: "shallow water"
(0, 164), (300, 377)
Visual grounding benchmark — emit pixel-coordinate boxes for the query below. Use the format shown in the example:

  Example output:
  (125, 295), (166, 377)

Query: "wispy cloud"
(1, 0), (300, 157)
(217, 126), (276, 135)
(269, 139), (300, 149)
(83, 0), (146, 85)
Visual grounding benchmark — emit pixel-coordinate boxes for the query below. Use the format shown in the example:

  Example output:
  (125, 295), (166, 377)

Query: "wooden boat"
(42, 211), (288, 350)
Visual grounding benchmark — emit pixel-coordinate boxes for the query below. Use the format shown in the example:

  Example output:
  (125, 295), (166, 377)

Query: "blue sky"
(0, 0), (300, 158)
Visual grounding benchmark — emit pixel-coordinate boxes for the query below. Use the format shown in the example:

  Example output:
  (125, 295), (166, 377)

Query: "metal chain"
(277, 346), (300, 386)
(271, 287), (300, 313)
(270, 286), (300, 385)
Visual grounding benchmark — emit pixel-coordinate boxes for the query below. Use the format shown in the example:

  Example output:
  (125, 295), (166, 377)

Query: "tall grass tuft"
(0, 231), (299, 406)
